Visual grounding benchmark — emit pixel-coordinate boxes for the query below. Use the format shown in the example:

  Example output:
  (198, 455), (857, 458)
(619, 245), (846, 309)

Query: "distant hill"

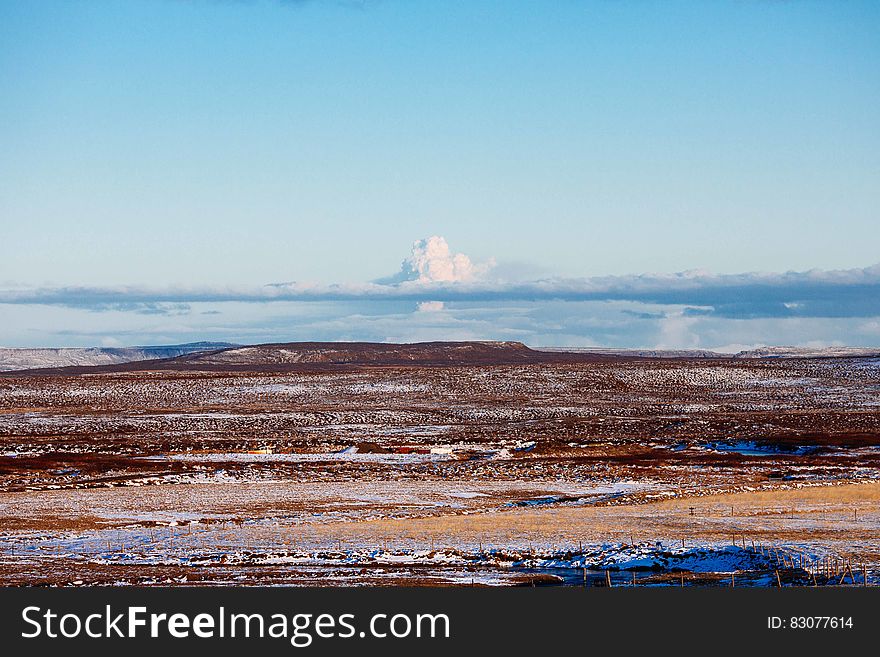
(166, 340), (551, 367)
(0, 342), (236, 372)
(536, 347), (727, 359)
(3, 341), (625, 375)
(5, 340), (877, 376)
(540, 346), (880, 360)
(733, 346), (880, 359)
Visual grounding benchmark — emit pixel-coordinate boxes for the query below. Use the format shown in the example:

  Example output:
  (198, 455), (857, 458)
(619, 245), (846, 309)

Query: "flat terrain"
(0, 343), (878, 586)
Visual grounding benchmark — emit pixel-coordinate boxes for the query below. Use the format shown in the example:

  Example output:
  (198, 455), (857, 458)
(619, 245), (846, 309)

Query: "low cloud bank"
(3, 262), (879, 320)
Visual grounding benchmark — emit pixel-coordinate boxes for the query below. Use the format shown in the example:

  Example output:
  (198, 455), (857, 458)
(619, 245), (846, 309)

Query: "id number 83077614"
(768, 616), (854, 630)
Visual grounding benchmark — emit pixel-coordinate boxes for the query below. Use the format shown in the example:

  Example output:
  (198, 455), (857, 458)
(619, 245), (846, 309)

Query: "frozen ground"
(0, 354), (878, 586)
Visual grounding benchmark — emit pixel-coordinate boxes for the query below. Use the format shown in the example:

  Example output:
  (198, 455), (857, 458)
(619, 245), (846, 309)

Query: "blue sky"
(1, 1), (878, 349)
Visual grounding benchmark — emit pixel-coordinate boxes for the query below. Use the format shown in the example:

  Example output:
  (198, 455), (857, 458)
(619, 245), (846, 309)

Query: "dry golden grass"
(296, 481), (880, 559)
(654, 481), (880, 508)
(0, 513), (108, 532)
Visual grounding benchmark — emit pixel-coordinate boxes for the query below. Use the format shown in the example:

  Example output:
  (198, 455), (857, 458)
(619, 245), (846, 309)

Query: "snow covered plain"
(0, 355), (878, 586)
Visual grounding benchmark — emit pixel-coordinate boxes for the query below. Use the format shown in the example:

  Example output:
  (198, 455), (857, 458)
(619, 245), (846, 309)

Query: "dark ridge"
(1, 340), (648, 376)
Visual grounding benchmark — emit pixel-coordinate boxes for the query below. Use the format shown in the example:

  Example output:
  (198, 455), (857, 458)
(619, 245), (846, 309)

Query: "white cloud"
(655, 312), (700, 349)
(4, 297), (880, 350)
(383, 236), (495, 284)
(2, 253), (879, 327)
(416, 300), (445, 312)
(860, 320), (880, 335)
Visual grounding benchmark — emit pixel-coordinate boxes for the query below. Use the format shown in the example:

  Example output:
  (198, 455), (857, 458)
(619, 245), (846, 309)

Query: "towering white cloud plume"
(398, 236), (494, 284)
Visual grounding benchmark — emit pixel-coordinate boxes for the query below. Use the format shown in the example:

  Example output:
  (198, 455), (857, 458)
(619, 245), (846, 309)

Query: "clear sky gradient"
(1, 1), (878, 349)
